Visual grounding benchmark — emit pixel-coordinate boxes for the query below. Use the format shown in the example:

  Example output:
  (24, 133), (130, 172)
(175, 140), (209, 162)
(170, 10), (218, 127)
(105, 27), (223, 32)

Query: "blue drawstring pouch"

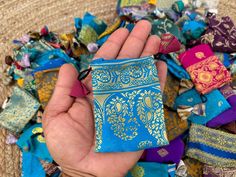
(91, 56), (169, 152)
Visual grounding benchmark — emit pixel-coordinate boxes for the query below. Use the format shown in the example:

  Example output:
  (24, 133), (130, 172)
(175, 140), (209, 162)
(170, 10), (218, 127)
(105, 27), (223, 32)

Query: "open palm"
(42, 20), (167, 177)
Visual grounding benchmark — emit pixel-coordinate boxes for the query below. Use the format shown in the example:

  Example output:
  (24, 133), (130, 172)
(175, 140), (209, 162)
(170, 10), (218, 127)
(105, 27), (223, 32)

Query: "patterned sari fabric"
(151, 18), (186, 44)
(231, 73), (236, 89)
(183, 158), (203, 177)
(78, 12), (107, 46)
(207, 85), (236, 127)
(16, 123), (52, 162)
(203, 164), (236, 177)
(90, 56), (168, 152)
(163, 73), (180, 109)
(200, 15), (236, 53)
(126, 162), (176, 177)
(174, 89), (230, 125)
(0, 86), (40, 134)
(144, 137), (185, 164)
(164, 107), (189, 141)
(178, 44), (231, 94)
(186, 124), (236, 167)
(117, 0), (157, 21)
(34, 68), (59, 109)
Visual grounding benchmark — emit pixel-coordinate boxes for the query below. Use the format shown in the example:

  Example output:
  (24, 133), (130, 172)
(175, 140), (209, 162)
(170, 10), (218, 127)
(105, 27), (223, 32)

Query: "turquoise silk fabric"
(91, 56), (169, 152)
(126, 162), (176, 177)
(174, 89), (230, 125)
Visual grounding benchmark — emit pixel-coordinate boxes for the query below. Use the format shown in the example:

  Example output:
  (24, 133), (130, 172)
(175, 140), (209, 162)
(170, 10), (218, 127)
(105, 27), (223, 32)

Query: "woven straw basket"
(0, 0), (235, 176)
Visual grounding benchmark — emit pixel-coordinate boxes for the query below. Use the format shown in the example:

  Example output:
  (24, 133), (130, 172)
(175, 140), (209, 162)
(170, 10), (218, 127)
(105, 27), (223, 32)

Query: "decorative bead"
(6, 134), (18, 145)
(5, 56), (14, 66)
(87, 43), (99, 53)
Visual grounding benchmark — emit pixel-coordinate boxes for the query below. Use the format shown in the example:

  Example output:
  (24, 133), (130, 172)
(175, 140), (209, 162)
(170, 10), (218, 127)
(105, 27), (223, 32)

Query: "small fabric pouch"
(203, 164), (236, 177)
(32, 49), (79, 71)
(145, 137), (185, 164)
(126, 162), (176, 177)
(16, 123), (53, 162)
(164, 107), (189, 141)
(78, 12), (107, 46)
(182, 20), (206, 40)
(152, 18), (186, 44)
(200, 15), (236, 53)
(174, 89), (230, 125)
(91, 56), (168, 152)
(183, 157), (203, 177)
(163, 57), (191, 80)
(163, 73), (180, 109)
(0, 86), (40, 134)
(219, 84), (236, 107)
(178, 44), (231, 94)
(207, 85), (236, 127)
(34, 68), (59, 109)
(159, 33), (181, 54)
(186, 124), (236, 167)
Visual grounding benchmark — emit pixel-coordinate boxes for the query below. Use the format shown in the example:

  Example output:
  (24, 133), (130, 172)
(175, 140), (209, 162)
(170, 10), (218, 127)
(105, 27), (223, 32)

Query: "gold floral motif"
(32, 127), (43, 134)
(195, 52), (205, 59)
(137, 90), (167, 145)
(106, 94), (139, 141)
(186, 56), (231, 94)
(198, 72), (213, 83)
(130, 164), (145, 177)
(37, 135), (46, 143)
(138, 141), (153, 149)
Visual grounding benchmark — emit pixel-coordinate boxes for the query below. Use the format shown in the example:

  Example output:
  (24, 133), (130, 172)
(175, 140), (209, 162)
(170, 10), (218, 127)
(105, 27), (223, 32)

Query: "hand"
(43, 20), (167, 177)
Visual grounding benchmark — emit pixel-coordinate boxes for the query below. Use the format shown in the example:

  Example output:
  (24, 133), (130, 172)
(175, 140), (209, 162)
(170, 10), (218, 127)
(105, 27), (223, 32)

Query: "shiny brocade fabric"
(78, 12), (107, 46)
(184, 157), (203, 177)
(186, 56), (231, 94)
(0, 86), (40, 134)
(203, 164), (236, 177)
(179, 44), (231, 94)
(164, 107), (188, 141)
(163, 73), (180, 109)
(34, 68), (59, 109)
(91, 56), (168, 152)
(174, 89), (230, 125)
(187, 124), (236, 167)
(200, 15), (236, 53)
(126, 162), (176, 177)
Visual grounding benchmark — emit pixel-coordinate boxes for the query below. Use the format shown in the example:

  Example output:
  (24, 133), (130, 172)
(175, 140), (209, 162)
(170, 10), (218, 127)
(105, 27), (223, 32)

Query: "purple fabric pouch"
(207, 85), (236, 127)
(144, 137), (184, 164)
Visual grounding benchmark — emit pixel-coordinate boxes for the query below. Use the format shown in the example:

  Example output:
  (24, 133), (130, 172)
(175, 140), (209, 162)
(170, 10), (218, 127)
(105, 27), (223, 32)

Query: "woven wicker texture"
(0, 0), (235, 176)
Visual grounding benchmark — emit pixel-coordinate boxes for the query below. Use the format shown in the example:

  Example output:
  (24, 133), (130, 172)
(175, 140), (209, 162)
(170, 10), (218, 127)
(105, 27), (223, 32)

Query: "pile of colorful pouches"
(1, 0), (236, 176)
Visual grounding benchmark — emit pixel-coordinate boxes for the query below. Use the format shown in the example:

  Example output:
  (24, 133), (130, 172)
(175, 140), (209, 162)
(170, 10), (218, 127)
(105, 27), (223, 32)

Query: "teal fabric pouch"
(91, 56), (169, 152)
(0, 87), (40, 134)
(126, 162), (176, 177)
(174, 89), (230, 124)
